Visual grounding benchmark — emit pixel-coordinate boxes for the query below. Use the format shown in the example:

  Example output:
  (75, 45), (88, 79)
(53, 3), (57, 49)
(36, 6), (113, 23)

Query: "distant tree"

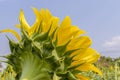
(96, 56), (114, 67)
(114, 57), (120, 62)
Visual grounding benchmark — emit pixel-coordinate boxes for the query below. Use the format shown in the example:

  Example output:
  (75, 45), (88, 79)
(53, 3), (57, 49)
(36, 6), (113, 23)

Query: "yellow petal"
(49, 17), (59, 36)
(73, 48), (100, 64)
(41, 18), (52, 33)
(19, 9), (30, 32)
(0, 29), (21, 41)
(60, 16), (71, 28)
(56, 17), (88, 46)
(56, 26), (71, 45)
(39, 8), (53, 33)
(45, 9), (52, 22)
(39, 8), (45, 20)
(71, 59), (85, 67)
(29, 8), (41, 35)
(39, 8), (52, 23)
(67, 36), (92, 51)
(70, 26), (86, 38)
(76, 74), (90, 80)
(85, 53), (100, 63)
(53, 16), (80, 45)
(76, 63), (103, 77)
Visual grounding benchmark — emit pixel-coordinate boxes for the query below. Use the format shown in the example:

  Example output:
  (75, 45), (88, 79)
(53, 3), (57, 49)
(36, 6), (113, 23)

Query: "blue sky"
(0, 0), (120, 58)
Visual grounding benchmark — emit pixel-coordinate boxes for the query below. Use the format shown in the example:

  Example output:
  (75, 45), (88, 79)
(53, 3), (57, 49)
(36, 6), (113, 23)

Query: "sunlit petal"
(73, 48), (99, 63)
(49, 17), (59, 36)
(76, 74), (90, 80)
(67, 36), (92, 51)
(76, 63), (103, 77)
(60, 16), (71, 28)
(0, 29), (21, 41)
(29, 8), (41, 35)
(19, 10), (30, 32)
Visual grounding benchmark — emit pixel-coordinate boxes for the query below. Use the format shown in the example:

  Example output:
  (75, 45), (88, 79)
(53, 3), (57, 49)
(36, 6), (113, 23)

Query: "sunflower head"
(0, 8), (102, 80)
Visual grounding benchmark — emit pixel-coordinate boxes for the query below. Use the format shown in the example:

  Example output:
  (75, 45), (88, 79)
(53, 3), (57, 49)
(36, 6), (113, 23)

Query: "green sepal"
(71, 70), (82, 75)
(31, 21), (42, 39)
(20, 22), (29, 40)
(68, 62), (85, 71)
(67, 71), (78, 80)
(33, 23), (52, 42)
(49, 27), (58, 39)
(64, 57), (73, 70)
(63, 49), (78, 57)
(33, 32), (48, 42)
(45, 55), (60, 71)
(55, 40), (71, 57)
(22, 39), (32, 52)
(42, 41), (54, 57)
(7, 37), (18, 53)
(32, 42), (43, 59)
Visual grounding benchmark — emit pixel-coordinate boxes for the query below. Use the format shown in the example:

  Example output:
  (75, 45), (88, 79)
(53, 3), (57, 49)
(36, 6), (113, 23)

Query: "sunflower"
(0, 8), (102, 80)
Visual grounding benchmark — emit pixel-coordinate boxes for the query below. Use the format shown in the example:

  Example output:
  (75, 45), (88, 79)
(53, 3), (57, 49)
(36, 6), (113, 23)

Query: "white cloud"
(101, 36), (120, 58)
(103, 36), (120, 48)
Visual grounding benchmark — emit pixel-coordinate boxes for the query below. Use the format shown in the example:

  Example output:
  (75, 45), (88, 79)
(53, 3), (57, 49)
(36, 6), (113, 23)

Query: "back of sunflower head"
(0, 8), (102, 80)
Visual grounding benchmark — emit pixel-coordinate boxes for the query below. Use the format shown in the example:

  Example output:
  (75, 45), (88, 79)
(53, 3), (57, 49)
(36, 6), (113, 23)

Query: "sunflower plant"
(0, 8), (102, 80)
